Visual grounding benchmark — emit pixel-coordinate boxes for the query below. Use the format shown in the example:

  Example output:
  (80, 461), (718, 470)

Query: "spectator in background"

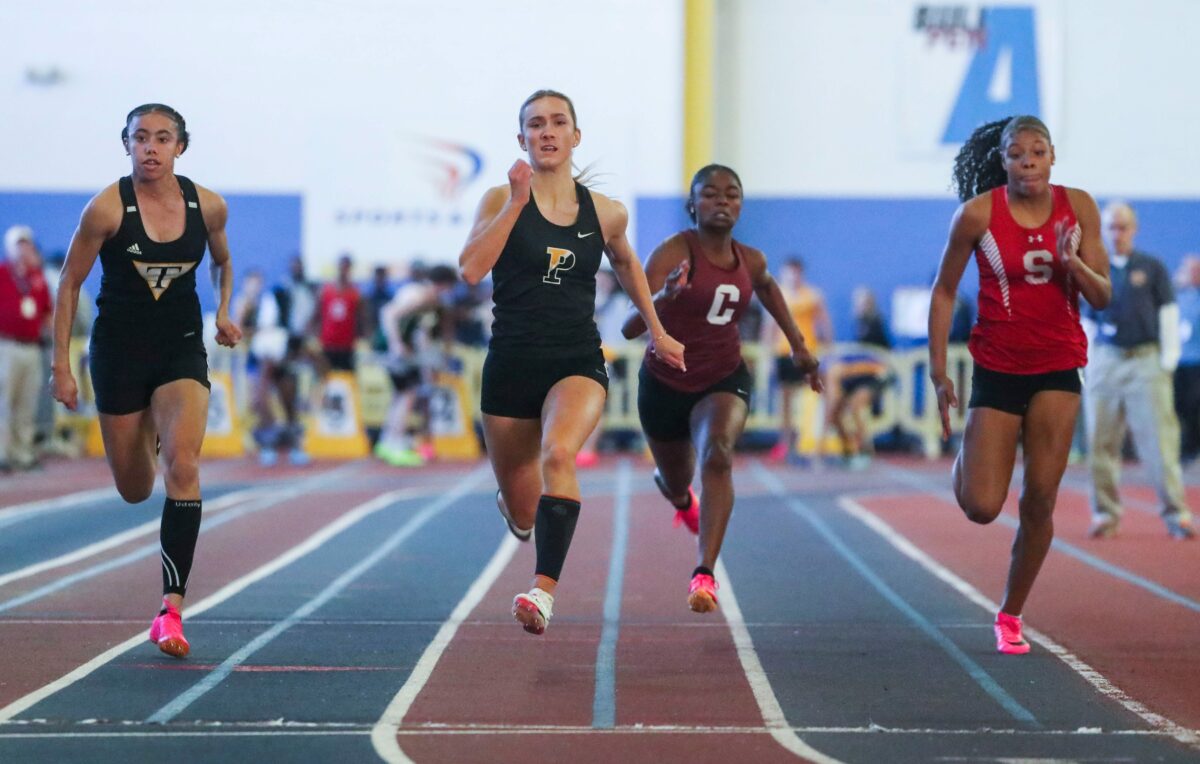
(1082, 201), (1193, 539)
(0, 225), (54, 471)
(825, 287), (891, 469)
(577, 268), (632, 467)
(763, 256), (832, 463)
(232, 268), (264, 367)
(364, 264), (394, 354)
(319, 253), (364, 372)
(375, 264), (458, 467)
(1174, 254), (1200, 464)
(251, 256), (322, 467)
(948, 292), (976, 342)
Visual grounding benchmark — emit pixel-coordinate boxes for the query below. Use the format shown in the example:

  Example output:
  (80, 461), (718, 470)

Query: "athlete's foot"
(687, 573), (719, 613)
(258, 449), (279, 468)
(575, 450), (599, 468)
(993, 611), (1030, 655)
(496, 490), (532, 542)
(1165, 516), (1195, 540)
(148, 596), (190, 658)
(512, 588), (554, 635)
(1087, 516), (1119, 539)
(287, 448), (311, 467)
(653, 470), (699, 534)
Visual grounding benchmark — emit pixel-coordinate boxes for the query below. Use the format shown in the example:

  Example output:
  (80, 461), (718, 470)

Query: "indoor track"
(1, 454), (1197, 763)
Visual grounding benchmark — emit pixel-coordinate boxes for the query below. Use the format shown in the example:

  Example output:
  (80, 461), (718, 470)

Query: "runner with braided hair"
(929, 115), (1110, 654)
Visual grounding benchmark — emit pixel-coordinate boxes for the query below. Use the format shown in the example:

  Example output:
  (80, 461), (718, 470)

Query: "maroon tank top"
(644, 229), (753, 392)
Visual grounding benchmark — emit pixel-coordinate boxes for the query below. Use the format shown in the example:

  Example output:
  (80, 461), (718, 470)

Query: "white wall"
(0, 0), (683, 270)
(715, 0), (1200, 198)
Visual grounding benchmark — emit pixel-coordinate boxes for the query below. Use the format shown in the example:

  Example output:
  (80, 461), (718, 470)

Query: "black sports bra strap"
(117, 176), (137, 209)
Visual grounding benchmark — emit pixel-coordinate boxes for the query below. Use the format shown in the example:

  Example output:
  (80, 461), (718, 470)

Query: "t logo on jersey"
(543, 247), (576, 285)
(133, 260), (198, 301)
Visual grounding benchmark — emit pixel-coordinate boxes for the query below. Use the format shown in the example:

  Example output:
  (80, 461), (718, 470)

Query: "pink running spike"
(994, 611), (1030, 655)
(687, 573), (719, 613)
(673, 491), (700, 535)
(148, 596), (190, 658)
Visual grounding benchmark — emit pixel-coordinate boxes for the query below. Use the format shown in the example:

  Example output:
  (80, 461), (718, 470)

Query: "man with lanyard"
(0, 226), (53, 472)
(1082, 202), (1194, 539)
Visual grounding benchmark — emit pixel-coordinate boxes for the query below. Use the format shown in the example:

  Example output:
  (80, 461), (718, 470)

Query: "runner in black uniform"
(51, 104), (242, 658)
(459, 89), (685, 635)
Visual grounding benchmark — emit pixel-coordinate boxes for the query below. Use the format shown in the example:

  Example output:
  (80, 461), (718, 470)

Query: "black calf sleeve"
(534, 495), (581, 582)
(161, 498), (202, 596)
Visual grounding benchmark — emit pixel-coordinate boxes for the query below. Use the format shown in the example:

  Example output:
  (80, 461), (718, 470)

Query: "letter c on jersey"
(706, 284), (741, 325)
(543, 247), (577, 285)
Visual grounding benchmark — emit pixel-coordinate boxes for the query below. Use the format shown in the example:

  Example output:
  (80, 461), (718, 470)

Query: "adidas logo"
(126, 243), (142, 255)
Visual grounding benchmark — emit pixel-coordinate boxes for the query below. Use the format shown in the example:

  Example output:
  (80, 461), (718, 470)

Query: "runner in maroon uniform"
(624, 164), (820, 613)
(929, 116), (1111, 654)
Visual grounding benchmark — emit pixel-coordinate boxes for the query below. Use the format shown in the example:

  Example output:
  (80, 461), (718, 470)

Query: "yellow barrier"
(304, 370), (370, 459)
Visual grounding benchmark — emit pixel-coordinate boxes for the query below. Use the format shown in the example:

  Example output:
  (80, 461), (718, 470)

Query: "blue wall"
(0, 190), (302, 313)
(636, 195), (1200, 341)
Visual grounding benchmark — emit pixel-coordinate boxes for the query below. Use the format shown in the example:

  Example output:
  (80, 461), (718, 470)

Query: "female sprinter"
(623, 164), (821, 612)
(51, 104), (242, 658)
(458, 90), (685, 635)
(929, 115), (1110, 654)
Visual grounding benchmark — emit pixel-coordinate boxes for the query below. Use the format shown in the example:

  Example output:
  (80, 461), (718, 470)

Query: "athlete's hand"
(1055, 219), (1080, 267)
(50, 367), (78, 412)
(215, 315), (243, 348)
(932, 373), (958, 440)
(792, 347), (823, 393)
(508, 160), (533, 208)
(651, 332), (686, 372)
(660, 260), (691, 300)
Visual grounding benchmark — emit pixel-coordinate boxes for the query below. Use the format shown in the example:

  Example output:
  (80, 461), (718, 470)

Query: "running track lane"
(849, 487), (1200, 731)
(0, 462), (452, 711)
(386, 464), (819, 763)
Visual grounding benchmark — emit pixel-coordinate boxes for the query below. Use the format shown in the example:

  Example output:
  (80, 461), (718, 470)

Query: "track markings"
(144, 468), (490, 724)
(837, 493), (1200, 749)
(0, 470), (490, 723)
(592, 459), (632, 729)
(753, 464), (1039, 728)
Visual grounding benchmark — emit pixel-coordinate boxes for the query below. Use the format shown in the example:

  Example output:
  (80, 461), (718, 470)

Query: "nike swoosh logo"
(577, 231), (596, 239)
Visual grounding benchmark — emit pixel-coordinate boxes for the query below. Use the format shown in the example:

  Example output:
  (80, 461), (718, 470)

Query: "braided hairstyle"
(951, 115), (1052, 202)
(121, 103), (190, 154)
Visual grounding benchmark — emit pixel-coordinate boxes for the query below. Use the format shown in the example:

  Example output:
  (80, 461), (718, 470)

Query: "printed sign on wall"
(901, 2), (1063, 155)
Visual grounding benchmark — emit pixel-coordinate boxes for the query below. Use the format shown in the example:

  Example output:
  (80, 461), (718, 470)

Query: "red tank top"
(968, 184), (1087, 374)
(645, 230), (753, 392)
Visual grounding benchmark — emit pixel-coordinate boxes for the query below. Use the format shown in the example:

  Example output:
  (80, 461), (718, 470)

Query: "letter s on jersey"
(706, 284), (741, 325)
(543, 247), (577, 285)
(1023, 250), (1053, 285)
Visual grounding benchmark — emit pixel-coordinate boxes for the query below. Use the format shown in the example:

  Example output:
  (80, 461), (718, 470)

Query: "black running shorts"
(89, 322), (210, 415)
(968, 363), (1081, 416)
(638, 362), (752, 442)
(481, 349), (609, 419)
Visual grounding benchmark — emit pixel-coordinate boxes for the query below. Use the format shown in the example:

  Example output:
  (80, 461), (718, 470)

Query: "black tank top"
(489, 182), (604, 357)
(95, 175), (207, 336)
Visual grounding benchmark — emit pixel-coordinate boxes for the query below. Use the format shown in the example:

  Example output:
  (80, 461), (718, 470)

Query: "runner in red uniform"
(624, 164), (820, 613)
(929, 116), (1111, 654)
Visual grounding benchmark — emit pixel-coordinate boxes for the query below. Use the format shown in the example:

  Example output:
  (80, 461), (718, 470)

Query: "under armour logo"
(127, 243), (142, 255)
(1027, 234), (1044, 243)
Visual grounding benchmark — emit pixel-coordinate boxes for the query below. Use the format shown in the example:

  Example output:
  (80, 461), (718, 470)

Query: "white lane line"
(838, 494), (1200, 750)
(716, 558), (845, 764)
(0, 465), (366, 613)
(144, 468), (491, 724)
(0, 471), (487, 723)
(0, 488), (120, 528)
(371, 533), (520, 763)
(0, 724), (1192, 740)
(0, 486), (270, 590)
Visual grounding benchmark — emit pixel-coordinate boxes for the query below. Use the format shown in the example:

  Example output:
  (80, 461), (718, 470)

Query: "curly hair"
(951, 115), (1051, 202)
